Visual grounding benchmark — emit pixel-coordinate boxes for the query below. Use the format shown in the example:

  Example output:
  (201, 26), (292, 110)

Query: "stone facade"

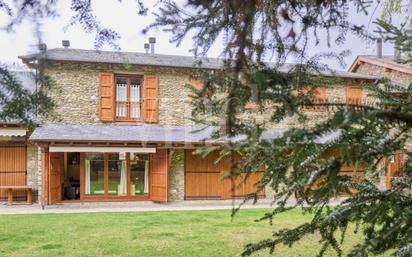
(261, 84), (361, 129)
(32, 61), (378, 202)
(355, 62), (412, 85)
(43, 62), (196, 127)
(26, 144), (39, 201)
(168, 150), (185, 201)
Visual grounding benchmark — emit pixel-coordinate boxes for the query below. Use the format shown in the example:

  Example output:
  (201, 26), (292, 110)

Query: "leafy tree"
(148, 1), (412, 256)
(0, 62), (55, 129)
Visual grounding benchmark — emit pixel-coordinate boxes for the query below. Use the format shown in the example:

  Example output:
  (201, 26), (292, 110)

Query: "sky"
(0, 0), (402, 70)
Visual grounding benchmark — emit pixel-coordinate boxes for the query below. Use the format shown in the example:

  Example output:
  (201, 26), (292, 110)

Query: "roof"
(19, 48), (224, 70)
(29, 123), (338, 144)
(349, 55), (412, 75)
(30, 123), (224, 144)
(19, 48), (380, 80)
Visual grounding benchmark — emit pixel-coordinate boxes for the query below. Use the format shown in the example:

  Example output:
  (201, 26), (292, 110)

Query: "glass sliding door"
(84, 153), (105, 196)
(130, 154), (149, 195)
(82, 152), (149, 199)
(108, 153), (127, 196)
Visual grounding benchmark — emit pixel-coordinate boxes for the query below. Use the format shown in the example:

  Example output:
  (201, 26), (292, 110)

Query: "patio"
(0, 198), (345, 215)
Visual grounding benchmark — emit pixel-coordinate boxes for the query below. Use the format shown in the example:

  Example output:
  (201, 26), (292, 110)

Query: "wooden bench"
(0, 186), (33, 205)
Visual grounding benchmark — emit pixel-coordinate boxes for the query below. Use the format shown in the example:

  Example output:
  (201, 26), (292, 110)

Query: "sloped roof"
(349, 55), (412, 75)
(30, 123), (219, 144)
(19, 48), (381, 80)
(19, 48), (224, 70)
(29, 123), (338, 144)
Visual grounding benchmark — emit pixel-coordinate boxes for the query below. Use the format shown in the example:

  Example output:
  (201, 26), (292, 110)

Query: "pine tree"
(149, 1), (412, 256)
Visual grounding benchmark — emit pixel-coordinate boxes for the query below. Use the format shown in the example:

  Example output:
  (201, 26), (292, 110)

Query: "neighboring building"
(348, 55), (412, 85)
(0, 67), (37, 202)
(6, 44), (396, 206)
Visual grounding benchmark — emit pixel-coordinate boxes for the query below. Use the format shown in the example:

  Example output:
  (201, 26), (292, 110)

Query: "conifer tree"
(149, 1), (412, 256)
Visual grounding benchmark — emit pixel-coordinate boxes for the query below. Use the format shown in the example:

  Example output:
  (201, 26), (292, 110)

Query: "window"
(345, 84), (362, 107)
(115, 76), (142, 121)
(130, 154), (149, 195)
(83, 153), (149, 198)
(84, 153), (104, 196)
(108, 153), (127, 196)
(301, 87), (327, 112)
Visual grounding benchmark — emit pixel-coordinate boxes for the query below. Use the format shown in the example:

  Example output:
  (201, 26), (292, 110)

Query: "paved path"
(0, 198), (345, 215)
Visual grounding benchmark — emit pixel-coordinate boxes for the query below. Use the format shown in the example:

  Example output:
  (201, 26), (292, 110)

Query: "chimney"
(394, 43), (402, 62)
(38, 43), (47, 51)
(144, 43), (150, 54)
(149, 37), (156, 54)
(62, 40), (70, 48)
(376, 38), (382, 58)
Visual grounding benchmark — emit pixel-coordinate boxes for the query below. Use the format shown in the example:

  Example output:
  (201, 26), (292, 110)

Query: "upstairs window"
(301, 87), (327, 112)
(345, 81), (362, 107)
(115, 76), (142, 121)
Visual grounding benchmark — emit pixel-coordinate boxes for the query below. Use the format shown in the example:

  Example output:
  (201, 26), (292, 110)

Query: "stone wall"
(26, 144), (39, 201)
(36, 61), (380, 203)
(261, 85), (350, 129)
(356, 63), (412, 85)
(168, 149), (185, 201)
(43, 62), (375, 130)
(43, 62), (196, 127)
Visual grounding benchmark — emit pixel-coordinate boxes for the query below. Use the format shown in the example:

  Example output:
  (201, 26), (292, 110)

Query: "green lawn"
(0, 208), (389, 257)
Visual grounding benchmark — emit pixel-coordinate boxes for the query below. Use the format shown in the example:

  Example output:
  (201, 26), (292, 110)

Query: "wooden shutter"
(149, 149), (168, 202)
(49, 152), (63, 204)
(345, 80), (362, 106)
(301, 86), (327, 112)
(99, 73), (115, 122)
(143, 75), (159, 123)
(188, 79), (204, 97)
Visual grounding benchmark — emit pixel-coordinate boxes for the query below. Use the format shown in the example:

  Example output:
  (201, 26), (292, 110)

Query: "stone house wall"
(26, 144), (39, 201)
(43, 62), (196, 127)
(355, 62), (412, 85)
(168, 150), (185, 201)
(36, 62), (377, 201)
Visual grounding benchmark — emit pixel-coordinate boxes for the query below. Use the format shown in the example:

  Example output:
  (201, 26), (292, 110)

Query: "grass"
(0, 208), (390, 257)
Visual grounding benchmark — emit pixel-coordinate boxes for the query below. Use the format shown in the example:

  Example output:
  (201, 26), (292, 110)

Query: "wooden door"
(49, 152), (63, 204)
(185, 171), (222, 199)
(184, 150), (265, 200)
(244, 172), (265, 197)
(0, 144), (26, 201)
(149, 149), (169, 202)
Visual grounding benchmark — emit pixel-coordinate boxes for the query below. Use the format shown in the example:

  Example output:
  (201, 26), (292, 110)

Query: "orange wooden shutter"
(345, 80), (362, 106)
(188, 79), (204, 97)
(49, 152), (63, 204)
(99, 73), (115, 122)
(143, 75), (159, 123)
(301, 86), (326, 112)
(149, 149), (169, 202)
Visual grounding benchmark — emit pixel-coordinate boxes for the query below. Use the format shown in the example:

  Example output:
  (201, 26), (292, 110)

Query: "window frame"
(345, 80), (362, 108)
(114, 75), (144, 122)
(301, 86), (327, 112)
(81, 152), (150, 201)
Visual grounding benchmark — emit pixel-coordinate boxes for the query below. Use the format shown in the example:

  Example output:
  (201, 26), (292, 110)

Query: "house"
(348, 43), (412, 190)
(348, 54), (412, 85)
(4, 41), (397, 206)
(0, 66), (37, 202)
